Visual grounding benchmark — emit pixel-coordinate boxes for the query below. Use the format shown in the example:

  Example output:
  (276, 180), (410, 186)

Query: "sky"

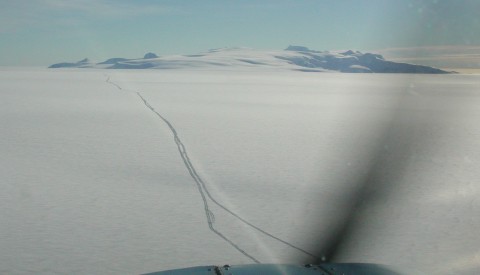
(1, 0), (479, 67)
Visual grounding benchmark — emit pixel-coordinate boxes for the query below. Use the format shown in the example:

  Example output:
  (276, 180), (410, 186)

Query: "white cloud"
(0, 0), (171, 33)
(41, 0), (169, 17)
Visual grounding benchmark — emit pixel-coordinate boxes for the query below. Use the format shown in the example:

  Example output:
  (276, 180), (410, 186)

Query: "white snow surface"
(1, 67), (480, 274)
(109, 48), (320, 71)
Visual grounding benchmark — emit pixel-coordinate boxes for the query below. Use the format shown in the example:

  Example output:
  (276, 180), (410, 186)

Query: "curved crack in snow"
(105, 75), (320, 263)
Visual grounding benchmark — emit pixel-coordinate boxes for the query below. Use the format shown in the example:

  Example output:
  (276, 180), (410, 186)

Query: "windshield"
(1, 1), (479, 274)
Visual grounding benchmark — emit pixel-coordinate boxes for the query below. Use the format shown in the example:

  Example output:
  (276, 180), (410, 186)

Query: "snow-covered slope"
(48, 58), (92, 68)
(49, 46), (452, 74)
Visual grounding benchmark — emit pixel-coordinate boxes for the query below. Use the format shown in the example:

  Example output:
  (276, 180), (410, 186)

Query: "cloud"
(41, 0), (169, 17)
(0, 0), (171, 33)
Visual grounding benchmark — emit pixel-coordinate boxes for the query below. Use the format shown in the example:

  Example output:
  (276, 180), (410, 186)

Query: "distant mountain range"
(49, 46), (453, 74)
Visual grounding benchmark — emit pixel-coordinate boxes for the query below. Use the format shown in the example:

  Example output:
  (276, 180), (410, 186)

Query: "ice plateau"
(49, 46), (452, 74)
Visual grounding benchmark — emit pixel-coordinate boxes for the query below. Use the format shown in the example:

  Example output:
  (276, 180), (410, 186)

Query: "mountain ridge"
(49, 46), (453, 74)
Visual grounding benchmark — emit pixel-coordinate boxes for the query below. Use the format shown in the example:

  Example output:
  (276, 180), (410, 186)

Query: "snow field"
(1, 68), (479, 274)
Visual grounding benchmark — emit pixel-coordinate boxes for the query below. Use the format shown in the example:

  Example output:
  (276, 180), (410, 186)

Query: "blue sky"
(1, 0), (479, 66)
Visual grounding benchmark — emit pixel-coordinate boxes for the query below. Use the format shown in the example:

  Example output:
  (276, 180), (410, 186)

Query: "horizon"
(1, 0), (479, 68)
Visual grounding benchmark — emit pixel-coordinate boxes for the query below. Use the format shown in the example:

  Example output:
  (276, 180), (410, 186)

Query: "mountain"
(282, 46), (449, 73)
(143, 52), (159, 59)
(48, 58), (92, 68)
(48, 47), (453, 74)
(97, 58), (129, 65)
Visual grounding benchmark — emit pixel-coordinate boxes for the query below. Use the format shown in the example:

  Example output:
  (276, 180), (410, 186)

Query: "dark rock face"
(49, 62), (78, 68)
(109, 62), (155, 69)
(285, 45), (313, 52)
(97, 58), (129, 65)
(49, 58), (90, 68)
(143, 52), (159, 59)
(279, 47), (451, 74)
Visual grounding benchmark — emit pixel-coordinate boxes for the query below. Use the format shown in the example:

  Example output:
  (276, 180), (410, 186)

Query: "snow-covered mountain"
(48, 58), (91, 68)
(49, 46), (452, 74)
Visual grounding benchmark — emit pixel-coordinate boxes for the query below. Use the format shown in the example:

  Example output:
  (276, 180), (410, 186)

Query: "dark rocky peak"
(285, 45), (312, 52)
(341, 50), (356, 55)
(97, 58), (129, 65)
(144, 52), (159, 59)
